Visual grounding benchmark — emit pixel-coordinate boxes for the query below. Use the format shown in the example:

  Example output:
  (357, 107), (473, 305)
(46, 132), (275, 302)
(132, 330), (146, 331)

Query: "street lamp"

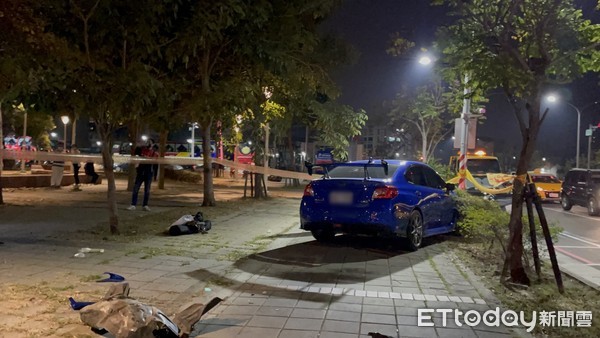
(61, 115), (70, 153)
(418, 55), (432, 65)
(545, 95), (598, 168)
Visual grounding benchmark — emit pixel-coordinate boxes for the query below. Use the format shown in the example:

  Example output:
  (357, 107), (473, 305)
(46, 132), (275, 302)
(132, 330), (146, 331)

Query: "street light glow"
(50, 132), (57, 138)
(141, 135), (148, 141)
(546, 94), (557, 103)
(61, 115), (70, 125)
(418, 55), (432, 65)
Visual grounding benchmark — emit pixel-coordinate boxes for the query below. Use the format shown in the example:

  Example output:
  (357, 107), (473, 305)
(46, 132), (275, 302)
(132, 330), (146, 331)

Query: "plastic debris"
(204, 287), (212, 292)
(80, 247), (105, 253)
(97, 272), (126, 283)
(69, 297), (95, 310)
(168, 212), (212, 236)
(77, 282), (222, 338)
(74, 252), (86, 258)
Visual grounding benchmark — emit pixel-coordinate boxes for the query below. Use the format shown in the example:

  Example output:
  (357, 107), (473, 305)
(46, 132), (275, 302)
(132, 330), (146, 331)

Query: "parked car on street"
(561, 168), (600, 215)
(300, 159), (458, 251)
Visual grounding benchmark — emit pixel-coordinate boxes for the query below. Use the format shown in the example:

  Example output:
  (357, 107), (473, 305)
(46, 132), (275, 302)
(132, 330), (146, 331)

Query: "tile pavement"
(0, 183), (529, 337)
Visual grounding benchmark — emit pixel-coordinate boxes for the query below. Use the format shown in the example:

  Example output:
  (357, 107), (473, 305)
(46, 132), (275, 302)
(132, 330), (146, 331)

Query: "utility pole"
(458, 73), (471, 190)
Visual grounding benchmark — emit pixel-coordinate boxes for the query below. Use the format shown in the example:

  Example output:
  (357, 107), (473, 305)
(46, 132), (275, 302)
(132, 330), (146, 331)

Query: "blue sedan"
(300, 159), (458, 251)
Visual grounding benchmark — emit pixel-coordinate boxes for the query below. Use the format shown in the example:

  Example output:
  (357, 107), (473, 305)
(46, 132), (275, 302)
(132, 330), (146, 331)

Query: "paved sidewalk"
(0, 179), (525, 337)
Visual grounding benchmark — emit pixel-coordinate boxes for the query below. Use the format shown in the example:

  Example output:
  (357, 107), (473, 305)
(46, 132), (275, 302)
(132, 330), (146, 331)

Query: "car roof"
(343, 159), (420, 167)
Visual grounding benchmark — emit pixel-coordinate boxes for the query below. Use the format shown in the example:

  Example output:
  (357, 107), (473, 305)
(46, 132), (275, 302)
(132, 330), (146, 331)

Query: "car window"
(423, 166), (446, 189)
(405, 166), (427, 186)
(531, 175), (560, 184)
(327, 165), (398, 179)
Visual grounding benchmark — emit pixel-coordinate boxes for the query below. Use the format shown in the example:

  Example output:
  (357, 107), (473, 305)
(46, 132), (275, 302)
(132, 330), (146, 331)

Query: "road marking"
(555, 245), (600, 249)
(586, 264), (600, 266)
(555, 246), (594, 264)
(544, 207), (600, 222)
(560, 232), (600, 248)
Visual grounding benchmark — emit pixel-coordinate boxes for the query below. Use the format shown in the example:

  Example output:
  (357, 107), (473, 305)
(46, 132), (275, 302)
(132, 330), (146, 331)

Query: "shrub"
(453, 190), (563, 273)
(454, 190), (510, 247)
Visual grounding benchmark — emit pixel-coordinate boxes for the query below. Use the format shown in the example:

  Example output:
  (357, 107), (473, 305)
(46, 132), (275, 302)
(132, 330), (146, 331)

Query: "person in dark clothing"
(71, 144), (82, 191)
(152, 144), (159, 181)
(84, 161), (99, 184)
(127, 145), (156, 211)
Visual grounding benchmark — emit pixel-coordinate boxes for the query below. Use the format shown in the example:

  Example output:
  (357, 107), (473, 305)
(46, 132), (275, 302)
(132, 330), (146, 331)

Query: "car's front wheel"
(588, 197), (600, 216)
(311, 228), (335, 242)
(406, 210), (423, 251)
(561, 195), (572, 211)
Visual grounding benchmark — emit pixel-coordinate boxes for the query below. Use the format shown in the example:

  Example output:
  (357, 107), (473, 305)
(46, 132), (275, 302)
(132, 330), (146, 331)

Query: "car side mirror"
(445, 183), (455, 192)
(305, 161), (313, 176)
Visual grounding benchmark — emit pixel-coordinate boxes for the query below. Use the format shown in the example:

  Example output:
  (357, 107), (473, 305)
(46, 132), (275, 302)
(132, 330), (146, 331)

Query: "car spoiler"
(305, 159), (389, 180)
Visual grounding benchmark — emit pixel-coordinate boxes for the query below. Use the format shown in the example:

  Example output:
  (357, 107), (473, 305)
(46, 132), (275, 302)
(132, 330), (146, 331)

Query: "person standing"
(50, 148), (65, 188)
(127, 144), (156, 211)
(84, 161), (99, 184)
(71, 144), (82, 191)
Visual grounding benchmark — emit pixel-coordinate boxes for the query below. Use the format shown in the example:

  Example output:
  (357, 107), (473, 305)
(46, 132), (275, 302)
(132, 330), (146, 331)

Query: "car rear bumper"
(539, 191), (560, 202)
(300, 202), (410, 237)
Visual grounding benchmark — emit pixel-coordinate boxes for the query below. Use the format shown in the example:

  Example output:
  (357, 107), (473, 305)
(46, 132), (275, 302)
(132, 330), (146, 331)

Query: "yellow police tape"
(447, 170), (514, 195)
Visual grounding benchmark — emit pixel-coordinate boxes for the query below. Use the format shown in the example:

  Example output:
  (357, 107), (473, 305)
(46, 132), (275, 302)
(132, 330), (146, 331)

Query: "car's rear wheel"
(561, 195), (572, 211)
(406, 211), (423, 251)
(311, 228), (335, 242)
(588, 197), (600, 216)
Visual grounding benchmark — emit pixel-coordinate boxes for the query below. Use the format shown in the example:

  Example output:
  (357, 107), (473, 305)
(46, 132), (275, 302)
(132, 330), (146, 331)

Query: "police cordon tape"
(1, 150), (314, 181)
(447, 169), (514, 195)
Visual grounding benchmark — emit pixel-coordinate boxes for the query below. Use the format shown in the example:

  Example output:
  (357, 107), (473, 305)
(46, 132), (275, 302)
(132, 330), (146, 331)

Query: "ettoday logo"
(418, 308), (593, 332)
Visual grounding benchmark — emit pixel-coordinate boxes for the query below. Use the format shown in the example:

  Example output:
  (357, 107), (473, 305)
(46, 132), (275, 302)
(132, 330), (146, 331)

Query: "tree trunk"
(71, 115), (77, 146)
(0, 103), (4, 205)
(421, 130), (428, 163)
(253, 173), (267, 199)
(200, 123), (216, 206)
(504, 99), (543, 285)
(98, 125), (119, 235)
(158, 129), (167, 189)
(287, 132), (295, 170)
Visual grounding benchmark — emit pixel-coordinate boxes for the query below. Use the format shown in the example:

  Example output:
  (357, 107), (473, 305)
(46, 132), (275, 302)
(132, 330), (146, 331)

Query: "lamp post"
(61, 116), (70, 153)
(263, 87), (273, 192)
(418, 54), (471, 189)
(189, 122), (198, 157)
(16, 103), (27, 173)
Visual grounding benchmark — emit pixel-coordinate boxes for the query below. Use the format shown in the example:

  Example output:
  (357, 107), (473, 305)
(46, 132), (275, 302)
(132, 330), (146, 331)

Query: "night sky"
(322, 0), (600, 163)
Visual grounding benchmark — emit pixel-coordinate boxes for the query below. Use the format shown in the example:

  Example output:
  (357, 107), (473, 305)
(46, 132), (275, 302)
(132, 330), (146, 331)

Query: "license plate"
(329, 191), (353, 205)
(548, 193), (559, 198)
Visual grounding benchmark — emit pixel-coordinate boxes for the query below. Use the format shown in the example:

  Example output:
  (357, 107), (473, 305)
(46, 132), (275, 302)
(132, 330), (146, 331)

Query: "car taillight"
(303, 183), (314, 197)
(372, 185), (399, 199)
